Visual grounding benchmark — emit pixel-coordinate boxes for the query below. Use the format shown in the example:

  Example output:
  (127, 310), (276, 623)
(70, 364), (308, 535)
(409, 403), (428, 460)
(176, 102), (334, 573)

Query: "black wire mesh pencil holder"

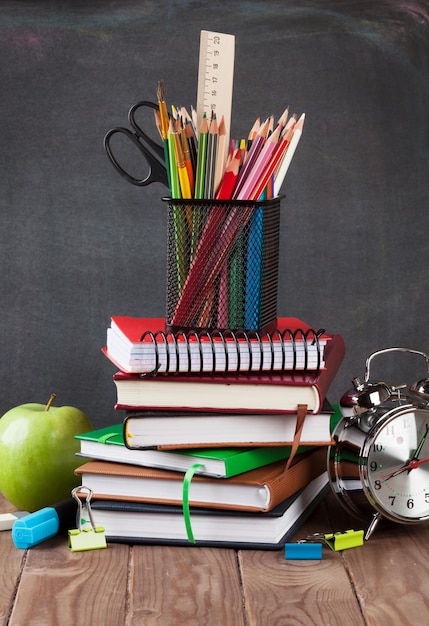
(164, 196), (282, 332)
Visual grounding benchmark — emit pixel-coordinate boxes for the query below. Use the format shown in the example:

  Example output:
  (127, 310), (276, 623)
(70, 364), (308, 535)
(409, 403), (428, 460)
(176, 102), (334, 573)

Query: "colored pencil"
(156, 80), (171, 191)
(194, 115), (209, 199)
(216, 148), (242, 200)
(231, 117), (271, 199)
(167, 120), (181, 199)
(235, 123), (283, 201)
(245, 135), (290, 201)
(180, 128), (195, 197)
(274, 113), (305, 196)
(185, 120), (198, 173)
(173, 132), (192, 200)
(204, 114), (219, 199)
(189, 114), (209, 261)
(214, 115), (227, 197)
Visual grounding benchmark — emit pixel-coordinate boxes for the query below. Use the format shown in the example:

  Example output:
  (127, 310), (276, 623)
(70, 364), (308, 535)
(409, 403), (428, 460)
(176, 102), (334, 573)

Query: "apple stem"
(45, 394), (57, 411)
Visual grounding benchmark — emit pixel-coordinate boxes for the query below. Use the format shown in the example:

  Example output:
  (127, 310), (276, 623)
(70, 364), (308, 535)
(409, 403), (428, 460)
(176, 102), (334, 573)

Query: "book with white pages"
(88, 472), (330, 549)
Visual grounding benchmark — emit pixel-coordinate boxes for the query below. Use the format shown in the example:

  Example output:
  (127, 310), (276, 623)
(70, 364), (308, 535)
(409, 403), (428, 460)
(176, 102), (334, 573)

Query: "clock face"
(362, 407), (429, 521)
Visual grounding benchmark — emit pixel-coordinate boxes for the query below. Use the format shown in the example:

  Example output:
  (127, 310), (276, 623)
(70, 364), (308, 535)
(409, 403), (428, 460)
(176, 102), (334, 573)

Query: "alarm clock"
(328, 347), (429, 540)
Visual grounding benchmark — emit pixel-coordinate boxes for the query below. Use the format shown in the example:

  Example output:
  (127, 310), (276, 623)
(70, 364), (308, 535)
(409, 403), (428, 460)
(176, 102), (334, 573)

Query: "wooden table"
(1, 489), (428, 625)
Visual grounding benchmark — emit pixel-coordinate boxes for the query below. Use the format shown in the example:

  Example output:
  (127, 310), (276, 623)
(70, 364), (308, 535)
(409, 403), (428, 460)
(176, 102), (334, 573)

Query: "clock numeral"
(425, 493), (429, 504)
(374, 480), (382, 490)
(385, 424), (395, 437)
(388, 495), (396, 506)
(407, 498), (414, 509)
(373, 444), (383, 453)
(402, 416), (413, 430)
(370, 461), (378, 472)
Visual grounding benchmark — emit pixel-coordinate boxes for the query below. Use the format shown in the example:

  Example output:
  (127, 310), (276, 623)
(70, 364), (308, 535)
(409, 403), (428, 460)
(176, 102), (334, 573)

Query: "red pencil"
(216, 148), (242, 200)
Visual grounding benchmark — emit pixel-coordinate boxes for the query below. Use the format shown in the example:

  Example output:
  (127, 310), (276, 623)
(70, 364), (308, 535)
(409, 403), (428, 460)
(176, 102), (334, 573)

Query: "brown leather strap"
(282, 403), (308, 475)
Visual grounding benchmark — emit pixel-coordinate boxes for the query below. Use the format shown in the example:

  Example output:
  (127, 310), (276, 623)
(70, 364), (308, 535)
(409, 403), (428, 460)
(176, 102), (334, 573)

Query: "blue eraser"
(12, 508), (60, 549)
(284, 542), (323, 560)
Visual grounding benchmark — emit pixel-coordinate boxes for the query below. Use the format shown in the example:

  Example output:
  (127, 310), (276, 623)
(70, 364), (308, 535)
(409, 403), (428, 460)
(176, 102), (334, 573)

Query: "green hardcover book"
(75, 423), (314, 479)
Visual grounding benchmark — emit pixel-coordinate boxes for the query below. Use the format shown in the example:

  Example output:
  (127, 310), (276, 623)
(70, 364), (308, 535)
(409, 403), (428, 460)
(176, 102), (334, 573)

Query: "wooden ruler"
(196, 30), (235, 153)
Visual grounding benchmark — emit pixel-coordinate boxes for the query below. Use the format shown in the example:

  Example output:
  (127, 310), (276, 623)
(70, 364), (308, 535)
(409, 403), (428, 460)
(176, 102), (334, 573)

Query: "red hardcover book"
(113, 333), (345, 415)
(103, 316), (330, 375)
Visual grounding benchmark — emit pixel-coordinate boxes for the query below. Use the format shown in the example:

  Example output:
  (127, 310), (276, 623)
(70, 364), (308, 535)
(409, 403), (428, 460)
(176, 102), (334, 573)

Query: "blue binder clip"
(68, 486), (107, 552)
(284, 542), (323, 560)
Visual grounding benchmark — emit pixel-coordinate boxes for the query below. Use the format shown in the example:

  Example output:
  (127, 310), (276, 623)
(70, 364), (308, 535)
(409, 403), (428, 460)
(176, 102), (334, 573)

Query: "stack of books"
(74, 315), (345, 549)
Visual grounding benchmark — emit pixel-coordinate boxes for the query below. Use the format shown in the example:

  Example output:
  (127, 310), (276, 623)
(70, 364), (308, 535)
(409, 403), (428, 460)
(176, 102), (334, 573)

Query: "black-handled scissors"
(104, 100), (169, 188)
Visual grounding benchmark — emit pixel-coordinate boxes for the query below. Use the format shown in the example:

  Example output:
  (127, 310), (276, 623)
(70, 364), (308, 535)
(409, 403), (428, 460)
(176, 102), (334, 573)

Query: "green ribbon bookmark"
(182, 463), (205, 543)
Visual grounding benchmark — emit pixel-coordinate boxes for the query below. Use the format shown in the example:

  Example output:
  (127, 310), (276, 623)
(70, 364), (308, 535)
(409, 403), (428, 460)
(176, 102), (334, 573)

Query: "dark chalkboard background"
(1, 1), (428, 427)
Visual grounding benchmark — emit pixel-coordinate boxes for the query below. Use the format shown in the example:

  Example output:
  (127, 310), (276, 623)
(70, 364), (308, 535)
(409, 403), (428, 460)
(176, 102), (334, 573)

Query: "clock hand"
(381, 457), (429, 480)
(411, 424), (429, 462)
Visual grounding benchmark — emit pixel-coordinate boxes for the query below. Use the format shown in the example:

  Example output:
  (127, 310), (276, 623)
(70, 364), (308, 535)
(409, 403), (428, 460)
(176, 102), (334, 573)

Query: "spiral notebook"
(102, 316), (330, 374)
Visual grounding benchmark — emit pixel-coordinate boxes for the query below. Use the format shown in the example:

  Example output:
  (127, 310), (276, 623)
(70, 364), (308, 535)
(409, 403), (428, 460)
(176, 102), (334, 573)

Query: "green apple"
(0, 394), (93, 512)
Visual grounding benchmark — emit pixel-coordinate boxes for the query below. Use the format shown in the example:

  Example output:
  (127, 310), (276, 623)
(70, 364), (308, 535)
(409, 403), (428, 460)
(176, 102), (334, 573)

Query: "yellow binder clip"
(68, 486), (107, 552)
(292, 529), (364, 557)
(324, 529), (364, 552)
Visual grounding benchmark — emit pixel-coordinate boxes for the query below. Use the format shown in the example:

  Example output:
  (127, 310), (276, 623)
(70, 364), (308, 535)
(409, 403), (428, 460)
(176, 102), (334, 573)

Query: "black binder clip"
(68, 486), (107, 552)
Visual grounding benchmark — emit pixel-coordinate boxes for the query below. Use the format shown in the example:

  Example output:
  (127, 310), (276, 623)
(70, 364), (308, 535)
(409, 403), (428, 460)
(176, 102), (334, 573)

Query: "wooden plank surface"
(325, 491), (429, 626)
(341, 523), (429, 626)
(239, 497), (365, 625)
(0, 534), (23, 626)
(3, 490), (429, 626)
(128, 545), (245, 625)
(8, 536), (130, 625)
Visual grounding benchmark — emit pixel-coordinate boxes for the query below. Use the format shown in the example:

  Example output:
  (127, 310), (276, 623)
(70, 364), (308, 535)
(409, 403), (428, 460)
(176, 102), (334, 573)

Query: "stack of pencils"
(155, 80), (304, 202)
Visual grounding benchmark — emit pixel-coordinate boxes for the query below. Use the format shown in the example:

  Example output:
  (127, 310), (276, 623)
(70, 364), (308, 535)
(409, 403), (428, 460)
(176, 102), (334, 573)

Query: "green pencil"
(191, 114), (209, 259)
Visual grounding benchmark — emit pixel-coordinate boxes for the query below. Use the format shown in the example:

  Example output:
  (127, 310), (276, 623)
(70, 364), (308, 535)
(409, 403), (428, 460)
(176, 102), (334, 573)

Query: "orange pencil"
(181, 128), (195, 196)
(214, 115), (227, 197)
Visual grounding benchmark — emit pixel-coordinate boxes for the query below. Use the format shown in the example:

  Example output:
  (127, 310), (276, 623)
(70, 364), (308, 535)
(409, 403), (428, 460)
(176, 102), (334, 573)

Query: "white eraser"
(0, 511), (30, 531)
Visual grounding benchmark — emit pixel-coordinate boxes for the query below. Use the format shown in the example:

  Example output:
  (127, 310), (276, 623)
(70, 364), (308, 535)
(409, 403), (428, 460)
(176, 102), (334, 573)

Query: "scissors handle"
(104, 127), (168, 187)
(104, 100), (168, 187)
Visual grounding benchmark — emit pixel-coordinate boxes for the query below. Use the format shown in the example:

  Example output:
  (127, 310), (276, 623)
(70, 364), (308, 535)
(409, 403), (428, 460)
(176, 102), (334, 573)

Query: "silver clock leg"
(365, 513), (382, 540)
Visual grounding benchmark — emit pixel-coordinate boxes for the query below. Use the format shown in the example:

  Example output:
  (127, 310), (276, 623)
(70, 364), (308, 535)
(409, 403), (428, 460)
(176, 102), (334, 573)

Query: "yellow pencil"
(173, 132), (192, 199)
(173, 130), (193, 241)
